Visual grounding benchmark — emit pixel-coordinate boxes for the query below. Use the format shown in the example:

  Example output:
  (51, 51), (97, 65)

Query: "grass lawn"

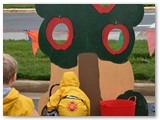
(3, 4), (154, 9)
(3, 4), (35, 8)
(129, 41), (155, 82)
(3, 40), (51, 80)
(3, 40), (155, 83)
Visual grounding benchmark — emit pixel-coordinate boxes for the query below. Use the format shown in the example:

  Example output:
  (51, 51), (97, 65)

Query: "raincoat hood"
(60, 72), (80, 88)
(47, 72), (90, 116)
(3, 88), (19, 114)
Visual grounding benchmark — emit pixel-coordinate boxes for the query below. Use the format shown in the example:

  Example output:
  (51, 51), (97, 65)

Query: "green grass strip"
(3, 40), (155, 82)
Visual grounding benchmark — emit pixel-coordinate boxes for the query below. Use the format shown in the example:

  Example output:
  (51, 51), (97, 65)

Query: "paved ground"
(32, 99), (155, 116)
(3, 31), (149, 41)
(20, 92), (155, 116)
(3, 7), (155, 40)
(14, 80), (155, 116)
(31, 98), (155, 116)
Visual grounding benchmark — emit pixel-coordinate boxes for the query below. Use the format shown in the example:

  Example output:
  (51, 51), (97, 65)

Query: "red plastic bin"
(99, 96), (136, 116)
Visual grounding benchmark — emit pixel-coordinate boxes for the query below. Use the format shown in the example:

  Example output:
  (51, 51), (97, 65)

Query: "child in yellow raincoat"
(3, 54), (39, 116)
(47, 72), (90, 116)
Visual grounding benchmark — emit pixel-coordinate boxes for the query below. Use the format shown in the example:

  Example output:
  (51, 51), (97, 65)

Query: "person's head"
(60, 72), (80, 88)
(3, 54), (18, 87)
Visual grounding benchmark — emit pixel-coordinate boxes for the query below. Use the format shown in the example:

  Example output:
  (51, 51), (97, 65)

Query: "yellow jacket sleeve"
(47, 89), (61, 112)
(83, 95), (90, 116)
(78, 90), (90, 116)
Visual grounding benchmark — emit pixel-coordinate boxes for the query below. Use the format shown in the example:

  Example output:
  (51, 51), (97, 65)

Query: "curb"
(13, 80), (155, 96)
(3, 7), (155, 13)
(144, 7), (155, 11)
(3, 8), (36, 13)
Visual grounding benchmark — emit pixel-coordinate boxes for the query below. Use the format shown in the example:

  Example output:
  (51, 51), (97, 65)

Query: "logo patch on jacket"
(67, 102), (78, 111)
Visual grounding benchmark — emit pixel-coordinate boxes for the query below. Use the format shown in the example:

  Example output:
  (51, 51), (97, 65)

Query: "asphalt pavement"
(15, 80), (155, 116)
(3, 7), (155, 40)
(20, 92), (155, 116)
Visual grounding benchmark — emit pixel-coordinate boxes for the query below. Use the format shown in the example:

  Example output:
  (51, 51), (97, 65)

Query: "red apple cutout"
(92, 4), (116, 14)
(102, 24), (130, 55)
(46, 17), (73, 50)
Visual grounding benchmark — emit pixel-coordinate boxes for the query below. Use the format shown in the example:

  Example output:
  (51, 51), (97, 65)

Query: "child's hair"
(3, 54), (18, 84)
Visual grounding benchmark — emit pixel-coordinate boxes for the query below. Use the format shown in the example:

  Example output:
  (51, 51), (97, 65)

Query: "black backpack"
(117, 90), (148, 116)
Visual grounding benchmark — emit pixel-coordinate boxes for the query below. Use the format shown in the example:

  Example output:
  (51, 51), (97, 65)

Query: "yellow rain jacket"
(3, 87), (39, 116)
(47, 72), (90, 116)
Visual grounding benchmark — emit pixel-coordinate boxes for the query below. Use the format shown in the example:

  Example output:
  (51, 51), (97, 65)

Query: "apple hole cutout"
(92, 4), (116, 14)
(108, 28), (124, 51)
(46, 17), (73, 50)
(102, 24), (130, 55)
(52, 23), (69, 45)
